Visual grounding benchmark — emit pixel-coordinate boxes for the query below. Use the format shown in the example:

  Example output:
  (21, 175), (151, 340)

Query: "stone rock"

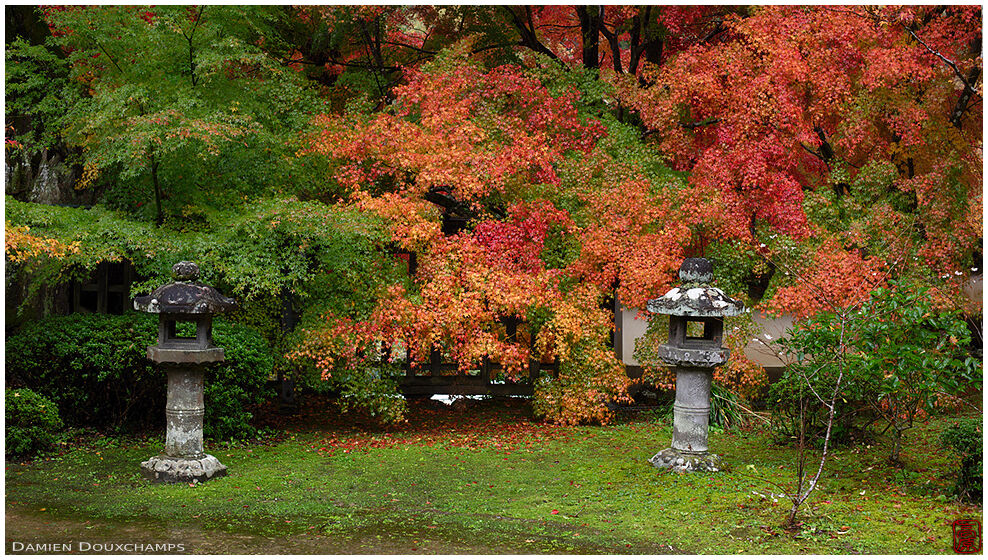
(649, 448), (725, 474)
(645, 258), (745, 318)
(141, 455), (228, 484)
(678, 258), (713, 283)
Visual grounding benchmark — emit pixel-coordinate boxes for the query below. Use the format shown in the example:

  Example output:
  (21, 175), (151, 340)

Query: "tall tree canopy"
(6, 5), (982, 424)
(619, 5), (982, 315)
(41, 5), (330, 223)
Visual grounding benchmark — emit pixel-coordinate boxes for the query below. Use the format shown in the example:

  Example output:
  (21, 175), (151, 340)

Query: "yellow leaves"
(5, 222), (80, 263)
(533, 337), (631, 426)
(75, 160), (101, 191)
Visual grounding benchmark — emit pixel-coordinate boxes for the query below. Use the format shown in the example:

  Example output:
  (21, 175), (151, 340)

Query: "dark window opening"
(71, 260), (133, 314)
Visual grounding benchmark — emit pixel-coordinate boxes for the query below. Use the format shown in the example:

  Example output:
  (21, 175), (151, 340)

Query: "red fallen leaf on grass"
(551, 509), (559, 515)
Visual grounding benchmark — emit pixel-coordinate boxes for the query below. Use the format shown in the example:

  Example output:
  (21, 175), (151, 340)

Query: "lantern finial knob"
(679, 257), (713, 283)
(172, 261), (199, 282)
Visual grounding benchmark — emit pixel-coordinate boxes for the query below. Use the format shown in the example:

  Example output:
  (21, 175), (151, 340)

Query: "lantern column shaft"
(164, 365), (205, 459)
(671, 367), (711, 454)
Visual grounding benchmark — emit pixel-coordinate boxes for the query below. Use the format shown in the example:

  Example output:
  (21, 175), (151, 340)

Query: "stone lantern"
(133, 261), (237, 483)
(646, 258), (745, 472)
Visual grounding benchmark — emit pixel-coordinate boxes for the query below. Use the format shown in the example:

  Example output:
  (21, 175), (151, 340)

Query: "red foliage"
(619, 5), (981, 316)
(474, 201), (573, 275)
(309, 58), (605, 202)
(765, 238), (889, 319)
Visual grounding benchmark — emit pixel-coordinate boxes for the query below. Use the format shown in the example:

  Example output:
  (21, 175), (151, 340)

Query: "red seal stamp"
(953, 519), (982, 554)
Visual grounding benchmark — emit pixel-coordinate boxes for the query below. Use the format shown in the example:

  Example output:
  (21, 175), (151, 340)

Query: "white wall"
(617, 273), (983, 368)
(615, 305), (791, 368)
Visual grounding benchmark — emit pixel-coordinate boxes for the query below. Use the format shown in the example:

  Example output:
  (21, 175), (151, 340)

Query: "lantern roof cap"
(133, 261), (237, 315)
(646, 258), (746, 318)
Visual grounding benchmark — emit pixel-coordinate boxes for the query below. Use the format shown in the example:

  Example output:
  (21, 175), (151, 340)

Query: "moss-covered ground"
(5, 397), (981, 554)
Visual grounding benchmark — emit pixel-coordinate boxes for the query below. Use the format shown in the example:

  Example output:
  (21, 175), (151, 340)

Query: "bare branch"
(900, 23), (980, 93)
(378, 40), (438, 56)
(502, 6), (561, 62)
(680, 118), (721, 130)
(94, 41), (124, 74)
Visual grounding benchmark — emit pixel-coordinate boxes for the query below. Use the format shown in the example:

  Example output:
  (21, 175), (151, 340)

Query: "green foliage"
(6, 197), (179, 288)
(5, 313), (273, 440)
(44, 5), (327, 218)
(940, 420), (983, 503)
(539, 224), (581, 270)
(525, 52), (610, 117)
(209, 197), (399, 318)
(5, 196), (405, 429)
(5, 312), (161, 428)
(206, 321), (276, 440)
(775, 280), (980, 459)
(851, 281), (978, 461)
(329, 364), (409, 425)
(5, 388), (64, 458)
(5, 38), (83, 152)
(5, 196), (398, 326)
(705, 239), (768, 301)
(767, 368), (863, 449)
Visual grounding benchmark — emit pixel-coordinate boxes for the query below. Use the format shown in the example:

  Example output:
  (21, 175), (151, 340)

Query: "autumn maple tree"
(219, 6), (986, 424)
(619, 5), (982, 314)
(293, 47), (636, 424)
(6, 5), (982, 428)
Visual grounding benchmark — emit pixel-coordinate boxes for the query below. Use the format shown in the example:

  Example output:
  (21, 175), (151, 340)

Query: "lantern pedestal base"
(649, 448), (724, 473)
(141, 454), (227, 484)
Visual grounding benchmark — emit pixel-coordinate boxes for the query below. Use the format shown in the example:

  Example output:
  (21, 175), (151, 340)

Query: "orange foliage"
(306, 49), (606, 203)
(765, 238), (889, 319)
(5, 223), (80, 263)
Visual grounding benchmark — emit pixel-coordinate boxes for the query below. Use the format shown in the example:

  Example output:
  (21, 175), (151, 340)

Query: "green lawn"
(5, 397), (981, 554)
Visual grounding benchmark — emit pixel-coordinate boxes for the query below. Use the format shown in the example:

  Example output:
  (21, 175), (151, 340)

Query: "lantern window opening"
(158, 314), (214, 350)
(668, 316), (723, 349)
(172, 321), (197, 339)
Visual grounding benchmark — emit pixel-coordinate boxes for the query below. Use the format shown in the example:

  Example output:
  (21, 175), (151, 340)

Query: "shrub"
(329, 363), (408, 425)
(941, 419), (983, 503)
(768, 367), (868, 449)
(5, 388), (64, 458)
(5, 313), (273, 440)
(772, 280), (980, 460)
(5, 312), (160, 428)
(206, 321), (275, 440)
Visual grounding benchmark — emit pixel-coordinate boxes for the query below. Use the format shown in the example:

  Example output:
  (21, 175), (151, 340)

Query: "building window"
(72, 260), (132, 314)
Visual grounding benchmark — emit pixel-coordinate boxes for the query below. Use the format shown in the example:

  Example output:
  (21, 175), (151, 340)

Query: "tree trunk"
(576, 6), (601, 69)
(889, 427), (904, 464)
(643, 26), (663, 67)
(150, 153), (163, 226)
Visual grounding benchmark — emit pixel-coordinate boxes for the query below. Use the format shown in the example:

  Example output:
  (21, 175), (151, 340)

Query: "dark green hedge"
(6, 312), (273, 440)
(941, 419), (983, 504)
(5, 388), (63, 458)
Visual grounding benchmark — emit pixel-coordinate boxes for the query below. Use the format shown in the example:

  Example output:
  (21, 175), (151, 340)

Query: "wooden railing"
(396, 317), (557, 397)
